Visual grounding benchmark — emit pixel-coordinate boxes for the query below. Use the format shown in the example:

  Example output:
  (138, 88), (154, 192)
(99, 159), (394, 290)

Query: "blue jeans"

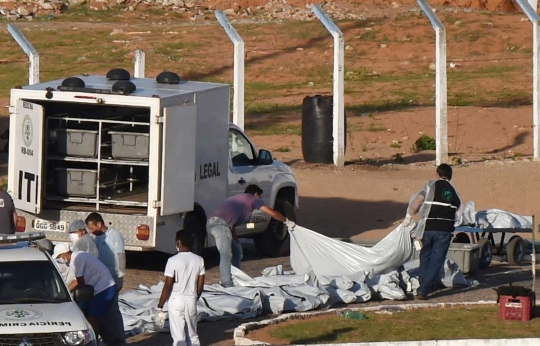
(418, 230), (453, 296)
(206, 217), (243, 288)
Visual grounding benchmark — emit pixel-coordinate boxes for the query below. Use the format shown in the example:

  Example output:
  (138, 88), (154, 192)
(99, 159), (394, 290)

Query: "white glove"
(154, 308), (168, 329)
(284, 218), (296, 230)
(402, 213), (412, 227)
(414, 239), (423, 251)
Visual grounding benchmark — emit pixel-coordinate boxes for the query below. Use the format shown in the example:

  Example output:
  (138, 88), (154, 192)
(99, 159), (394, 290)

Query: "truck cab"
(8, 69), (298, 257)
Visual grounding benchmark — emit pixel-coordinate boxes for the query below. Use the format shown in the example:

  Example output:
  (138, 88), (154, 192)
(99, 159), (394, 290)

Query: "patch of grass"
(361, 143), (369, 152)
(414, 135), (436, 151)
(280, 21), (328, 39)
(359, 31), (378, 41)
(152, 41), (204, 56)
(390, 142), (401, 149)
(348, 98), (421, 114)
(453, 31), (486, 43)
(245, 103), (300, 115)
(269, 306), (540, 343)
(367, 124), (386, 132)
(275, 146), (291, 152)
(245, 123), (301, 136)
(452, 156), (463, 164)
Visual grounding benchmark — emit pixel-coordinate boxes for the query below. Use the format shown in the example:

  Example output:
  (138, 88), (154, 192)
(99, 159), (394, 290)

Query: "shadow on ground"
(296, 197), (407, 239)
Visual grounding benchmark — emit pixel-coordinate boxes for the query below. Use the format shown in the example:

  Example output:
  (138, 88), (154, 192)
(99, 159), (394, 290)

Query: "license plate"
(34, 219), (68, 232)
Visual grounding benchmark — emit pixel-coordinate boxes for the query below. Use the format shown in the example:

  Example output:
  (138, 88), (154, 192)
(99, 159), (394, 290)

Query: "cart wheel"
(453, 232), (471, 244)
(507, 236), (525, 266)
(478, 238), (493, 269)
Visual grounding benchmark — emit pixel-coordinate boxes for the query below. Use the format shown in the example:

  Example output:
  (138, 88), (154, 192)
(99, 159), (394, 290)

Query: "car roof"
(0, 243), (49, 262)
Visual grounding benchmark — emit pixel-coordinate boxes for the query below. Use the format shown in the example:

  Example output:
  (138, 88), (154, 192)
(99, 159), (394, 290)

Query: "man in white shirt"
(156, 230), (206, 346)
(53, 243), (118, 343)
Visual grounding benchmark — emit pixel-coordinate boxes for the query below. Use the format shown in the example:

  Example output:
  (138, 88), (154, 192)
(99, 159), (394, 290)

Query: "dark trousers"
(98, 290), (125, 346)
(418, 230), (453, 296)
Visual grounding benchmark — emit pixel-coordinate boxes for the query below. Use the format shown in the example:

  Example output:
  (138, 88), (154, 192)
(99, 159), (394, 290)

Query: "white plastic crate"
(55, 129), (98, 158)
(109, 131), (149, 160)
(55, 168), (97, 197)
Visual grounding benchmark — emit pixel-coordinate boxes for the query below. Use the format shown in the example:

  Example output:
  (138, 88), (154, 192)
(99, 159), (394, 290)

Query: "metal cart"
(454, 215), (535, 268)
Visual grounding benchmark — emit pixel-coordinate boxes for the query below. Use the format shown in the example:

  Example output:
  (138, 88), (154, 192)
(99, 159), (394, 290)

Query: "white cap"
(52, 242), (71, 259)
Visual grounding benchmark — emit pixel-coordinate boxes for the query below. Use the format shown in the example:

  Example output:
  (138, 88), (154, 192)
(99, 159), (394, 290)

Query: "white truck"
(8, 69), (298, 257)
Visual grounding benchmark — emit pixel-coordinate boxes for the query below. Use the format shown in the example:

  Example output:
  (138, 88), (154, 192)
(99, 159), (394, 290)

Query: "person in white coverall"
(69, 219), (99, 257)
(156, 230), (206, 346)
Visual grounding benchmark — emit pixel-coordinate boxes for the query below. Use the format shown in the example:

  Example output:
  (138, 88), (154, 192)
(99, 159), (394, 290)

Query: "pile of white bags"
(119, 223), (471, 334)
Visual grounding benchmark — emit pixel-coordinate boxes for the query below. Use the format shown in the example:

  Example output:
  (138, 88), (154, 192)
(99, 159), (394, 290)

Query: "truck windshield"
(0, 261), (71, 304)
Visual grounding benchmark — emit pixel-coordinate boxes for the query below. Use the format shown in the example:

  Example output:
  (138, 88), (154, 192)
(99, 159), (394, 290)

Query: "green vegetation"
(414, 135), (436, 151)
(367, 124), (386, 132)
(0, 9), (532, 132)
(275, 146), (292, 153)
(269, 306), (540, 344)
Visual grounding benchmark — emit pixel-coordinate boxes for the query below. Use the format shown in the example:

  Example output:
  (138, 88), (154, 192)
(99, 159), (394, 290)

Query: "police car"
(0, 232), (96, 346)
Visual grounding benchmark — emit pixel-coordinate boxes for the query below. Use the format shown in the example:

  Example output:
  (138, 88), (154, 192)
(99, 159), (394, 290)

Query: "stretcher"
(454, 215), (535, 268)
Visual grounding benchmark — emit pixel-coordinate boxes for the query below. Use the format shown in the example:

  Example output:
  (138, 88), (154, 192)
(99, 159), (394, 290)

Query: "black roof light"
(112, 80), (136, 94)
(107, 68), (131, 81)
(156, 71), (181, 84)
(61, 77), (85, 88)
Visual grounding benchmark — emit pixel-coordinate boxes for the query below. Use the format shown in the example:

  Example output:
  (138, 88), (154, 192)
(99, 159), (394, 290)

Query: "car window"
(0, 261), (71, 304)
(229, 129), (255, 166)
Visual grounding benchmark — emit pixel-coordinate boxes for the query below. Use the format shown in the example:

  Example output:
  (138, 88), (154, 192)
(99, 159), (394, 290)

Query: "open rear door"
(160, 104), (197, 216)
(13, 100), (44, 214)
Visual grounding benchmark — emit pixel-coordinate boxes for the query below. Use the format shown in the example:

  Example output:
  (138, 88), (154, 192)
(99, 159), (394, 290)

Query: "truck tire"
(255, 198), (296, 258)
(184, 208), (207, 256)
(478, 238), (493, 269)
(506, 236), (525, 266)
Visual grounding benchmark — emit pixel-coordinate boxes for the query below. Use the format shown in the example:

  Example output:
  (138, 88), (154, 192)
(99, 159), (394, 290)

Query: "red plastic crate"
(499, 294), (536, 321)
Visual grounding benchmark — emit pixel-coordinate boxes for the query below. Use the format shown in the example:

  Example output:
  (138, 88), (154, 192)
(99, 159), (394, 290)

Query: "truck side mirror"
(258, 149), (273, 165)
(73, 284), (94, 303)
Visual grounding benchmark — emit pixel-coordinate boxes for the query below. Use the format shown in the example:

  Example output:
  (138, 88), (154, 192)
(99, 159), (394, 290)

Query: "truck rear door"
(12, 100), (44, 214)
(160, 104), (197, 216)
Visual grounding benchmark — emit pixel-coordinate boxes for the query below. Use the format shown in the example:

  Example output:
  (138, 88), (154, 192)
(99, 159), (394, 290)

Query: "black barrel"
(302, 95), (334, 163)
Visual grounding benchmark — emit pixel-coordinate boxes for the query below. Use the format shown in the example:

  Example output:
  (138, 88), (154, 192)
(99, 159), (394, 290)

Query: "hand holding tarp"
(402, 213), (412, 227)
(153, 308), (168, 329)
(284, 218), (296, 230)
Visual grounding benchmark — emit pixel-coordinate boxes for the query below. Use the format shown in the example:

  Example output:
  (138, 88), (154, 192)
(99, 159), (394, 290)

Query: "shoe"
(416, 294), (428, 300)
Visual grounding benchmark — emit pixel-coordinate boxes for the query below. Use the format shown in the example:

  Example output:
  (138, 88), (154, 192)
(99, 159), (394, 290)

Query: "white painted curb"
(233, 301), (540, 346)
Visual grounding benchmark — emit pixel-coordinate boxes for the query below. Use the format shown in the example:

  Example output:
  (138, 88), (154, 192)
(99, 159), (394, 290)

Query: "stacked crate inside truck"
(45, 105), (150, 210)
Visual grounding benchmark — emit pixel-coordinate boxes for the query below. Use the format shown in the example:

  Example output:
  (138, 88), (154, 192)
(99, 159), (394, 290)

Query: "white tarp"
(119, 223), (473, 335)
(290, 224), (415, 277)
(461, 201), (532, 229)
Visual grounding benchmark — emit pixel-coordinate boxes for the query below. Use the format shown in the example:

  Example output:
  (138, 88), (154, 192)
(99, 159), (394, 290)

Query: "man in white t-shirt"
(53, 242), (121, 345)
(156, 230), (206, 346)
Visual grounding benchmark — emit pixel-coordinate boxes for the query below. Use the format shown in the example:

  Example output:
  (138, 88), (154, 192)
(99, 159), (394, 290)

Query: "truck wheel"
(478, 238), (493, 269)
(255, 198), (296, 258)
(507, 236), (525, 266)
(184, 212), (206, 256)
